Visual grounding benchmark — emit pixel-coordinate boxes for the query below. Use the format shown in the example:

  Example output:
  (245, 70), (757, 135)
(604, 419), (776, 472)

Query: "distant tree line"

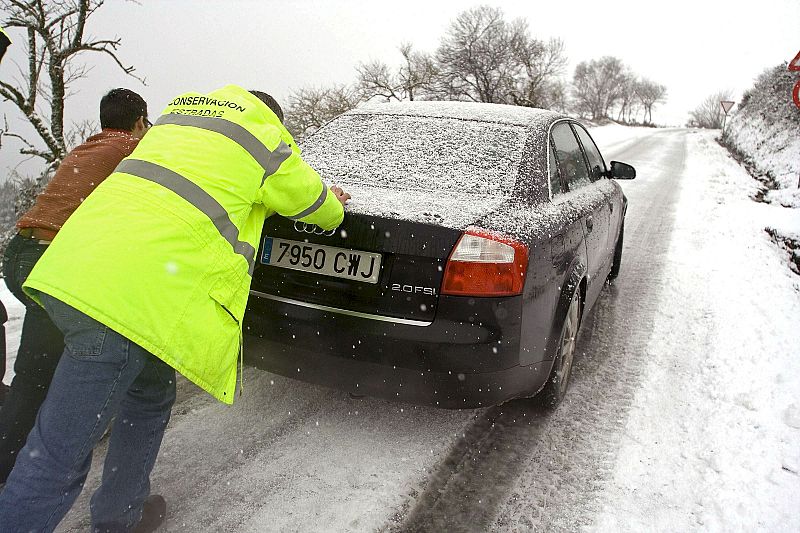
(285, 5), (668, 137)
(0, 173), (34, 270)
(0, 179), (20, 231)
(572, 56), (666, 123)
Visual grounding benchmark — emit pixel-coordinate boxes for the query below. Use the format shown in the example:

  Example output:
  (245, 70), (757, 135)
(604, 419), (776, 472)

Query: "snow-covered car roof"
(348, 100), (564, 128)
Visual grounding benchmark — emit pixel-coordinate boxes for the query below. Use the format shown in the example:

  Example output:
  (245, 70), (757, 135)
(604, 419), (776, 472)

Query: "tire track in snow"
(383, 131), (690, 532)
(56, 366), (475, 532)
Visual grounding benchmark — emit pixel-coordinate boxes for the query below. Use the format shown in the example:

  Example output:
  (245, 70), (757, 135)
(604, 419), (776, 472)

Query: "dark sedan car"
(243, 102), (635, 408)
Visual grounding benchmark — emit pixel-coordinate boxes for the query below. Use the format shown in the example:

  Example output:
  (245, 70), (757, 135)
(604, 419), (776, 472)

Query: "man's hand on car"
(331, 185), (351, 206)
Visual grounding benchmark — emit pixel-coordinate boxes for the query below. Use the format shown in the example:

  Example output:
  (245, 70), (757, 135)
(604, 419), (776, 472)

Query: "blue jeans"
(0, 294), (176, 532)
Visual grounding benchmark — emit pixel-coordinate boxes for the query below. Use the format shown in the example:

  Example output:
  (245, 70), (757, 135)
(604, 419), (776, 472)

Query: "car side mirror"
(610, 161), (636, 180)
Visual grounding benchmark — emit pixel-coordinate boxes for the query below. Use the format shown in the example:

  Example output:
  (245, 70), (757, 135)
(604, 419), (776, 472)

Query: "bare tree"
(284, 85), (360, 139)
(0, 0), (142, 169)
(539, 78), (569, 113)
(357, 43), (437, 102)
(356, 60), (398, 101)
(688, 90), (733, 128)
(434, 5), (521, 103)
(636, 78), (667, 124)
(571, 56), (628, 120)
(434, 6), (568, 109)
(615, 72), (639, 123)
(509, 37), (568, 109)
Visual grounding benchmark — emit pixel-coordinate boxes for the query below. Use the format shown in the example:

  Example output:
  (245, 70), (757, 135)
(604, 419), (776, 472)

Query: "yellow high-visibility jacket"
(24, 85), (344, 403)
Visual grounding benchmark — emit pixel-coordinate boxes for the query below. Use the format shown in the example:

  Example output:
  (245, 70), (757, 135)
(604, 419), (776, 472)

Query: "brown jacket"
(17, 129), (139, 233)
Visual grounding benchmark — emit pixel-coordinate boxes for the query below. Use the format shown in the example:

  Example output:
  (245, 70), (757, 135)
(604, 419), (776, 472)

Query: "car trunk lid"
(251, 188), (510, 323)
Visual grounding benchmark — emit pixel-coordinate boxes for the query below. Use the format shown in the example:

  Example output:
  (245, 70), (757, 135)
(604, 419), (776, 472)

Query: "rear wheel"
(608, 222), (624, 281)
(539, 288), (581, 407)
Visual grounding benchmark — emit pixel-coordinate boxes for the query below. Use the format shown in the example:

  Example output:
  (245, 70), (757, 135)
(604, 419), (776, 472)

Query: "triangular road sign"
(720, 101), (735, 113)
(789, 50), (800, 72)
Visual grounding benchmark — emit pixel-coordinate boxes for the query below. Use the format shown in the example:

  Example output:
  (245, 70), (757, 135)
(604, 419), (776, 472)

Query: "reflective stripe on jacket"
(23, 85), (344, 403)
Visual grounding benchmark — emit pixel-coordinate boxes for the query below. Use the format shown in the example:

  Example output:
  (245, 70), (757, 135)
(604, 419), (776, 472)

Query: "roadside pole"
(720, 100), (735, 136)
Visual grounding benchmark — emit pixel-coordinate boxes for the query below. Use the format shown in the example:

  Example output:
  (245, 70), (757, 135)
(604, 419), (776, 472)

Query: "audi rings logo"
(293, 221), (336, 237)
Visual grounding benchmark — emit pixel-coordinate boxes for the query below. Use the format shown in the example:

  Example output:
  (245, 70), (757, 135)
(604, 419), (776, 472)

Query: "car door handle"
(552, 235), (565, 254)
(551, 235), (565, 266)
(586, 215), (593, 232)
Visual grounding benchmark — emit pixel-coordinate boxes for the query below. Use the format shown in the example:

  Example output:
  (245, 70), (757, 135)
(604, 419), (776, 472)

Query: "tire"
(607, 221), (624, 281)
(538, 288), (581, 407)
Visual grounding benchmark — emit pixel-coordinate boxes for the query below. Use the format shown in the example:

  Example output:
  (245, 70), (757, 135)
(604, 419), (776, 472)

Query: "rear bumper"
(243, 292), (552, 408)
(244, 333), (551, 408)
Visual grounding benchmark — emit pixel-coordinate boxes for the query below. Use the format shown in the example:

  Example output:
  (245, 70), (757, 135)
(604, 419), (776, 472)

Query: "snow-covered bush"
(0, 170), (51, 272)
(724, 63), (800, 208)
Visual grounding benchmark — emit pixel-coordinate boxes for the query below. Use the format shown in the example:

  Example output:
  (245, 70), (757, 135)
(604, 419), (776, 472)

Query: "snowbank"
(723, 63), (800, 208)
(1, 279), (24, 384)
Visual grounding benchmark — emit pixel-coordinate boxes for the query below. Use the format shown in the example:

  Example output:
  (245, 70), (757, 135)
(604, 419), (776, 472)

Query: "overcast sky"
(1, 0), (798, 179)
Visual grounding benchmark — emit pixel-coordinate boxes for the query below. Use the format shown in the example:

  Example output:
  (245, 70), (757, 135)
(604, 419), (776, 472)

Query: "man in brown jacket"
(0, 88), (149, 483)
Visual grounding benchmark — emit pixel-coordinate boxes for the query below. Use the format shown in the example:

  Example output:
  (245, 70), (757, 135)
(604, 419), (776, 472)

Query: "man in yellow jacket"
(0, 85), (349, 532)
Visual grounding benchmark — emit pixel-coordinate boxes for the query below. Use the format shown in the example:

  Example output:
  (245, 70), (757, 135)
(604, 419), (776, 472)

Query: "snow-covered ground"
(1, 280), (24, 384)
(588, 122), (672, 151)
(726, 112), (800, 208)
(590, 129), (800, 531)
(1, 125), (798, 532)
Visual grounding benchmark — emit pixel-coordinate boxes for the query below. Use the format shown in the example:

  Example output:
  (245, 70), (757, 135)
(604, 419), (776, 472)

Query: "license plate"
(261, 237), (382, 284)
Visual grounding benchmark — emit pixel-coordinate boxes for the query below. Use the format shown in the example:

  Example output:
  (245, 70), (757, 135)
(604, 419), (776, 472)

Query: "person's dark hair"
(249, 90), (284, 123)
(100, 88), (148, 131)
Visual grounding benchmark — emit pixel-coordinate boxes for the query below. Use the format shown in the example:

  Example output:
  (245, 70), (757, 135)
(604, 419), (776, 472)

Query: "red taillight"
(441, 228), (529, 297)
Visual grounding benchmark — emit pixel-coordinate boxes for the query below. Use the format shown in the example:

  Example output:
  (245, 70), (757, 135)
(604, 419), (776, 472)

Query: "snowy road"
(392, 128), (690, 533)
(2, 126), (796, 532)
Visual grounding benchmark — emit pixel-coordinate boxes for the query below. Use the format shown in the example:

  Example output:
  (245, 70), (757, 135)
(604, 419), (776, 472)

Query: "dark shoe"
(94, 495), (166, 533)
(131, 494), (166, 533)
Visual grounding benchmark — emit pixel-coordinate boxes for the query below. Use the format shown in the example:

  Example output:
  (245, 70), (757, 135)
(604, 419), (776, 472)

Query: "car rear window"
(301, 114), (528, 196)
